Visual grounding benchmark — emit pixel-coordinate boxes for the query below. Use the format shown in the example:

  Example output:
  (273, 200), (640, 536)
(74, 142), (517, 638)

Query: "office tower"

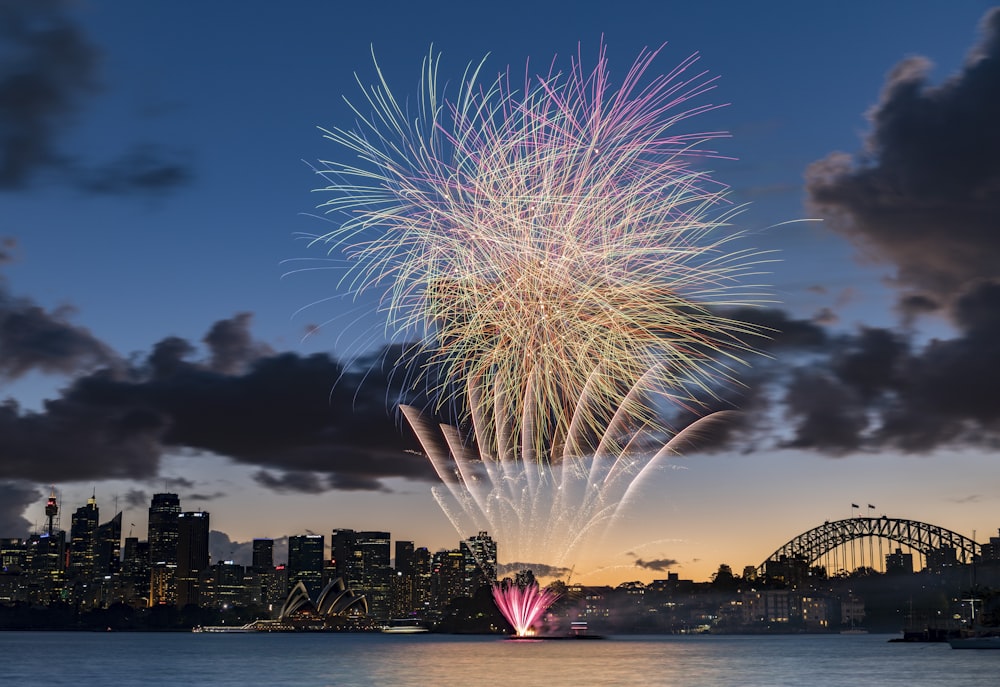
(252, 539), (274, 572)
(0, 538), (25, 574)
(431, 549), (468, 609)
(462, 531), (497, 590)
(148, 493), (181, 605)
(288, 534), (324, 598)
(200, 560), (248, 609)
(121, 537), (150, 607)
(24, 531), (65, 605)
(330, 528), (357, 582)
(250, 538), (278, 607)
(390, 540), (415, 618)
(148, 493), (181, 565)
(176, 511), (210, 607)
(413, 547), (432, 612)
(95, 511), (122, 577)
(69, 495), (100, 580)
(395, 541), (415, 576)
(885, 548), (914, 575)
(355, 531), (391, 619)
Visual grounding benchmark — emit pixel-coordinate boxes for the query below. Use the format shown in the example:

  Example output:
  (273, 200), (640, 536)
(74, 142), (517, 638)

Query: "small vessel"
(192, 623), (257, 633)
(949, 634), (1000, 649)
(381, 618), (429, 634)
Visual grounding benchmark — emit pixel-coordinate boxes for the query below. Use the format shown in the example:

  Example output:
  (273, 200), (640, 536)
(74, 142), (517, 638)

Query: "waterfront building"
(148, 493), (181, 565)
(148, 493), (181, 605)
(462, 531), (497, 590)
(413, 546), (432, 613)
(288, 534), (325, 599)
(980, 529), (1000, 562)
(885, 548), (914, 575)
(176, 511), (210, 607)
(390, 540), (415, 617)
(200, 560), (248, 609)
(69, 495), (100, 580)
(252, 539), (274, 571)
(95, 512), (122, 578)
(330, 529), (357, 583)
(121, 537), (150, 607)
(355, 531), (391, 620)
(431, 549), (467, 609)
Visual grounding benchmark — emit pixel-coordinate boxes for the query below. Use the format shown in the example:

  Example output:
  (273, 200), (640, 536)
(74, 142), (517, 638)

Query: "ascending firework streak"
(314, 45), (767, 626)
(401, 396), (736, 569)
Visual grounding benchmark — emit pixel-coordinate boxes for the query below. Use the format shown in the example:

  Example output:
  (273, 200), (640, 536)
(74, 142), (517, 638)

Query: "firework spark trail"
(312, 45), (771, 616)
(491, 579), (562, 637)
(315, 45), (773, 455)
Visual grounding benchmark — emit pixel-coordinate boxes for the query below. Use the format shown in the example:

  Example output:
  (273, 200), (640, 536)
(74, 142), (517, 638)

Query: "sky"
(2, 0), (999, 584)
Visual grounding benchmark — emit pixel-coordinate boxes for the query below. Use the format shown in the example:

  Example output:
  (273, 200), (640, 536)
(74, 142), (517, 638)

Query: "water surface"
(5, 632), (996, 686)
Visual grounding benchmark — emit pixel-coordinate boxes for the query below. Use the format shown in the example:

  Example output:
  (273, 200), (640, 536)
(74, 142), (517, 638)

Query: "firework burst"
(313, 45), (771, 455)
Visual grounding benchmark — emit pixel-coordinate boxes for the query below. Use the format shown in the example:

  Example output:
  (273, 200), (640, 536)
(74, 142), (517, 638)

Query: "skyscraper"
(251, 538), (278, 607)
(413, 547), (432, 613)
(69, 495), (100, 581)
(355, 531), (391, 619)
(148, 493), (181, 565)
(462, 531), (497, 591)
(391, 540), (415, 617)
(288, 534), (324, 598)
(148, 493), (181, 605)
(176, 511), (210, 607)
(330, 528), (357, 582)
(395, 541), (415, 576)
(122, 537), (150, 607)
(95, 511), (122, 577)
(252, 539), (274, 572)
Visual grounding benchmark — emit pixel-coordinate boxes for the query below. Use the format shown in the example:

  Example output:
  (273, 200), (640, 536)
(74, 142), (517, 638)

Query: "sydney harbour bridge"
(757, 517), (982, 578)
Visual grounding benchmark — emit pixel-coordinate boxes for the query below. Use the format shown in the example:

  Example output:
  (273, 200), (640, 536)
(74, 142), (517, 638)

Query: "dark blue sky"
(2, 1), (998, 581)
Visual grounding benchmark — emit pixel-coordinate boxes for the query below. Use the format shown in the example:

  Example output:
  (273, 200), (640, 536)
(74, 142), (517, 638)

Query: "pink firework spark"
(491, 580), (561, 637)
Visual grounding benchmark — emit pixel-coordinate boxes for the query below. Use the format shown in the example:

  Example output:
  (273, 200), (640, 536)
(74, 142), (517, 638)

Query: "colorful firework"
(491, 579), (562, 637)
(313, 45), (771, 455)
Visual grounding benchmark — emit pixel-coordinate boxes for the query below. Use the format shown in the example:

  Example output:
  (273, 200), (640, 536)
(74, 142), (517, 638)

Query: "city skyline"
(10, 488), (997, 588)
(2, 2), (1000, 584)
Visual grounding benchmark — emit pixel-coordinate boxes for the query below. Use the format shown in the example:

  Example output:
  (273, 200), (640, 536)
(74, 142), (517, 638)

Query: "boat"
(381, 618), (429, 634)
(192, 623), (257, 633)
(949, 634), (1000, 649)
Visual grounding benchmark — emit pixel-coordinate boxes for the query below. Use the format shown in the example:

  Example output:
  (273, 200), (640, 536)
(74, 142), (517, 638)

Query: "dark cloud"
(203, 312), (272, 374)
(0, 313), (434, 491)
(0, 2), (191, 195)
(497, 562), (571, 579)
(0, 237), (16, 264)
(75, 143), (193, 195)
(806, 8), (1000, 312)
(0, 481), (41, 537)
(634, 558), (678, 572)
(0, 285), (115, 380)
(122, 489), (148, 509)
(0, 0), (99, 188)
(164, 476), (195, 490)
(185, 491), (226, 502)
(252, 470), (327, 494)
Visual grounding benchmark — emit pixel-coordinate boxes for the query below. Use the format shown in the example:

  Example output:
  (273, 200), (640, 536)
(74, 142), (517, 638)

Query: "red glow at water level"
(492, 581), (561, 637)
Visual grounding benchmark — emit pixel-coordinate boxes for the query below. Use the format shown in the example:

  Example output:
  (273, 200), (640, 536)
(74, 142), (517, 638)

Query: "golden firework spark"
(313, 45), (771, 462)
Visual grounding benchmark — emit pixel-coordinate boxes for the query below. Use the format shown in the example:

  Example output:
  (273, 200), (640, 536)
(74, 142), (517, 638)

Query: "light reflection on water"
(8, 632), (997, 686)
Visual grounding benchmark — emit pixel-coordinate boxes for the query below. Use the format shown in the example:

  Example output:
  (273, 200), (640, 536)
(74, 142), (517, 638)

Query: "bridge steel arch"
(759, 517), (981, 575)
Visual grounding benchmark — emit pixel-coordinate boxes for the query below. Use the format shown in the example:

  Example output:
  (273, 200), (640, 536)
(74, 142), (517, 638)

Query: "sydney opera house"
(203, 578), (369, 632)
